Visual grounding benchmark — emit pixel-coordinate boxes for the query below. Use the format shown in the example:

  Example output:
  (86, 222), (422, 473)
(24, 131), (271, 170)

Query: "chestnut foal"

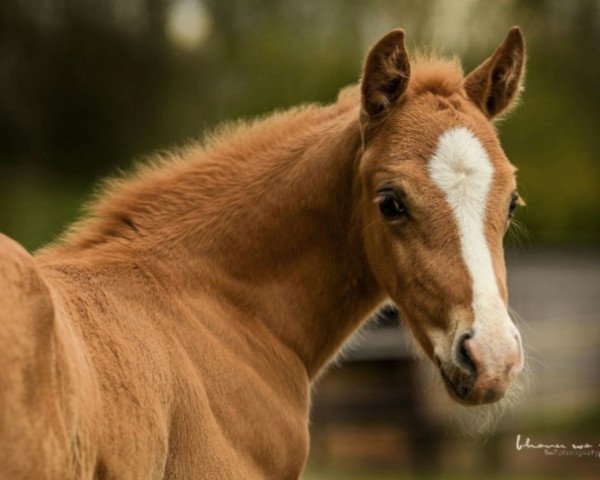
(0, 28), (525, 479)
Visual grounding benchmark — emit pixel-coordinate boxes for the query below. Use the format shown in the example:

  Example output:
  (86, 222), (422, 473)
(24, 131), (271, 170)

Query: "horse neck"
(166, 106), (384, 377)
(50, 103), (385, 378)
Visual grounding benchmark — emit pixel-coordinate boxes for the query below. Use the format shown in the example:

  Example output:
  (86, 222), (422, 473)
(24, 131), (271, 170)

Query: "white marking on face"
(427, 127), (517, 359)
(428, 127), (497, 300)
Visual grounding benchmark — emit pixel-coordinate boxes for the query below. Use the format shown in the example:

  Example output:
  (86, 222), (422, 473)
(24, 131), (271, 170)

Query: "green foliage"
(0, 175), (89, 252)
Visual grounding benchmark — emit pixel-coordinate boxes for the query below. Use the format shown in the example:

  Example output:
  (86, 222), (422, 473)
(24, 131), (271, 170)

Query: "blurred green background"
(1, 1), (599, 479)
(1, 0), (599, 250)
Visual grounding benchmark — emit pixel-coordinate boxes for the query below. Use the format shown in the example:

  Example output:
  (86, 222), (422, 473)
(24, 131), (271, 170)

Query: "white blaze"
(427, 127), (513, 339)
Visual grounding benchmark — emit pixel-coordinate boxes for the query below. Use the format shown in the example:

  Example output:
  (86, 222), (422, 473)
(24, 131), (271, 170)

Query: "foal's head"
(358, 28), (526, 405)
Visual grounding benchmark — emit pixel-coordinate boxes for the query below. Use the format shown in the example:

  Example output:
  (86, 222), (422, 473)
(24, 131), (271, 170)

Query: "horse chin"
(438, 363), (505, 406)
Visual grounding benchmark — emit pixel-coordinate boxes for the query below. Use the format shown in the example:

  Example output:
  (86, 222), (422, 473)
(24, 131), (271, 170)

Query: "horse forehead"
(429, 127), (494, 183)
(384, 100), (506, 167)
(426, 126), (516, 192)
(365, 109), (515, 192)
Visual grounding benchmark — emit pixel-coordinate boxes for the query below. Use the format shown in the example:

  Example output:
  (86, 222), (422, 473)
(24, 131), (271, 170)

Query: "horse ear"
(361, 29), (410, 118)
(464, 27), (526, 119)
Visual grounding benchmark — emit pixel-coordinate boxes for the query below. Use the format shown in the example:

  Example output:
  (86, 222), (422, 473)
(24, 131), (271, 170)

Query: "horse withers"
(0, 27), (526, 479)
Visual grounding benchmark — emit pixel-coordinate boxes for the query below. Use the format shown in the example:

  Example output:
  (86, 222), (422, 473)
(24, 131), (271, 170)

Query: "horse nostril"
(457, 333), (477, 377)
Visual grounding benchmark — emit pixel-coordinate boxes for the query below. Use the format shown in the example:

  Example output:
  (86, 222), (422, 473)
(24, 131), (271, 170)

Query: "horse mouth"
(436, 357), (506, 405)
(436, 356), (475, 405)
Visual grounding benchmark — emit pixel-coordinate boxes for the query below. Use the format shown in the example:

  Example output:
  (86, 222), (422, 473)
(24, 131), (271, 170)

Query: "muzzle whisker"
(507, 306), (541, 336)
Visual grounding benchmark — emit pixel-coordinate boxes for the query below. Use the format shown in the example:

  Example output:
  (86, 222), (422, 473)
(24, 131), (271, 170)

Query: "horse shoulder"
(169, 300), (311, 478)
(42, 259), (176, 478)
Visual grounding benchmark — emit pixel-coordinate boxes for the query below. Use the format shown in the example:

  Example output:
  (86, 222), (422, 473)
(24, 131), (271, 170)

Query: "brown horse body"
(0, 28), (526, 479)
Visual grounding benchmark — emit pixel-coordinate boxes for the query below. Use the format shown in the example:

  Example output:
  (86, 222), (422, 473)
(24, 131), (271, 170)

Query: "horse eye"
(377, 190), (408, 221)
(509, 192), (519, 218)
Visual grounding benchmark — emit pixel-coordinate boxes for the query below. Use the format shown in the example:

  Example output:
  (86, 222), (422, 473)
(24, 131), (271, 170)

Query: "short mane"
(47, 55), (464, 254)
(410, 54), (464, 96)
